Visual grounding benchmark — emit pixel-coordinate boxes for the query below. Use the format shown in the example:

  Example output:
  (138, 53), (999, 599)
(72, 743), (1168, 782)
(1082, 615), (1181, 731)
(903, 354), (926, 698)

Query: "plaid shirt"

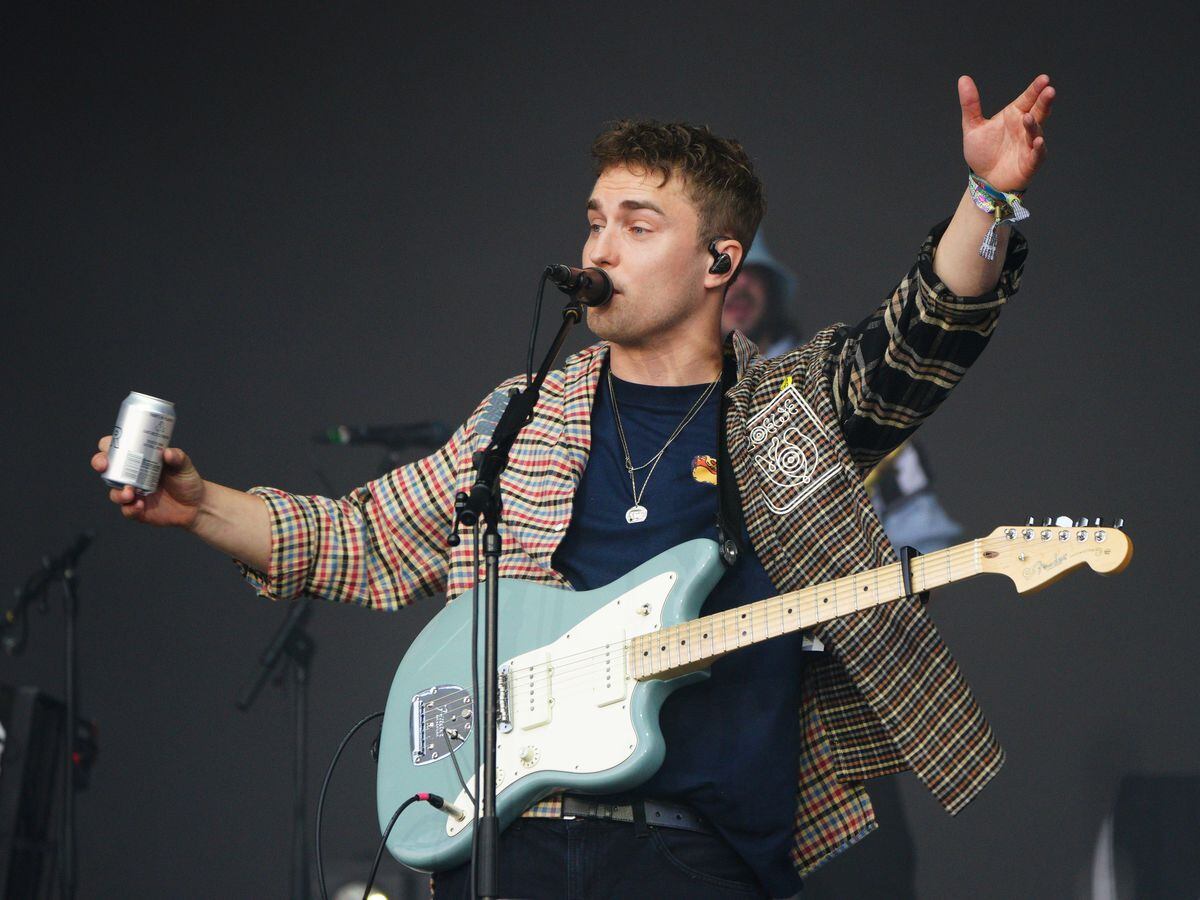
(239, 219), (1027, 875)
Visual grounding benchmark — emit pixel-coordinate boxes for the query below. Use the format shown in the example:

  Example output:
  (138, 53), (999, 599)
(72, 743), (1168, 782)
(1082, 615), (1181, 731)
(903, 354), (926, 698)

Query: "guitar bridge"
(497, 664), (513, 734)
(410, 684), (472, 766)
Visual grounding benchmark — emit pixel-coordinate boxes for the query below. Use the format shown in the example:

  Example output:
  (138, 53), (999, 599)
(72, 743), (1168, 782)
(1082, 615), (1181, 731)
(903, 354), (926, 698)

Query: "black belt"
(560, 794), (715, 835)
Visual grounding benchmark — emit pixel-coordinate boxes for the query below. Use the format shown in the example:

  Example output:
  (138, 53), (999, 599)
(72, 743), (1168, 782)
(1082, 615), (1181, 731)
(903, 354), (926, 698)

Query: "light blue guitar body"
(376, 538), (724, 872)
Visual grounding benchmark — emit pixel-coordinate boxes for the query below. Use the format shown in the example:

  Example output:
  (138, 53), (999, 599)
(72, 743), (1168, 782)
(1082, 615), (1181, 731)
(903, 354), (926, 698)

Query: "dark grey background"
(3, 2), (1196, 897)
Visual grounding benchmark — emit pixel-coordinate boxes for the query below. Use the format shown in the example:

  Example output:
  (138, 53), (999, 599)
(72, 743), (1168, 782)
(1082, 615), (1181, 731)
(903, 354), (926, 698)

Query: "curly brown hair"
(590, 119), (765, 257)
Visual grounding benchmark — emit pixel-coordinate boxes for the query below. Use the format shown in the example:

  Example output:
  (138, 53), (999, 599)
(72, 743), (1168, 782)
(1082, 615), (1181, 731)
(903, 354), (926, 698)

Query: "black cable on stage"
(526, 271), (550, 387)
(315, 709), (384, 900)
(361, 793), (440, 900)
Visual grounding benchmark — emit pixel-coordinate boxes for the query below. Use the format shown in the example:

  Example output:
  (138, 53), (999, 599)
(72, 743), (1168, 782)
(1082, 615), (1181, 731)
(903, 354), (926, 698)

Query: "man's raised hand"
(959, 74), (1055, 193)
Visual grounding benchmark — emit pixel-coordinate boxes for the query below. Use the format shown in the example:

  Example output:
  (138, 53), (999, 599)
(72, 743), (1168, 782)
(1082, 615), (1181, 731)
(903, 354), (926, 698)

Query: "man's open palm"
(960, 74), (1055, 192)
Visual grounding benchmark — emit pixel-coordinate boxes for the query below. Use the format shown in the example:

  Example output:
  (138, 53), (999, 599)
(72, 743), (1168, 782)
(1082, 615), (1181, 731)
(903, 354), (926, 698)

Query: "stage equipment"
(311, 420), (455, 480)
(236, 597), (315, 900)
(1092, 774), (1200, 898)
(0, 686), (63, 898)
(311, 422), (454, 450)
(377, 520), (1132, 872)
(3, 531), (97, 899)
(544, 265), (613, 306)
(392, 283), (587, 899)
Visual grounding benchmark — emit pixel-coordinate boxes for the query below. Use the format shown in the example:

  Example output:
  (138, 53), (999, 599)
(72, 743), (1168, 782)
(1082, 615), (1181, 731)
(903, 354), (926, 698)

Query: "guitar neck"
(630, 540), (982, 680)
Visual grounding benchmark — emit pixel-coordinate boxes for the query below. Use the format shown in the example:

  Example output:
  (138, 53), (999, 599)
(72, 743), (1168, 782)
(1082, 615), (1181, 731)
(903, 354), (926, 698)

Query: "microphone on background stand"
(311, 421), (454, 449)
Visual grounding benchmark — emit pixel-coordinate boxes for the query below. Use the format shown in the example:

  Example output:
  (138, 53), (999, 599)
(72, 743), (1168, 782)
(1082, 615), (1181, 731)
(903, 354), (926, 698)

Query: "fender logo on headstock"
(1023, 552), (1069, 579)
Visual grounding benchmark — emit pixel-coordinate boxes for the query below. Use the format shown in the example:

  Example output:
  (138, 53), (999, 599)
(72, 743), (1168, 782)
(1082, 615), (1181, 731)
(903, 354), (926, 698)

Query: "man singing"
(94, 74), (1054, 898)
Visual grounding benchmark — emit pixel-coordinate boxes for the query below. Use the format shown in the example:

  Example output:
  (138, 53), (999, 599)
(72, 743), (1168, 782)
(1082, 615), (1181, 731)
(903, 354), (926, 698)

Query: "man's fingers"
(1031, 84), (1056, 124)
(958, 75), (985, 130)
(1023, 113), (1043, 142)
(1014, 74), (1051, 114)
(92, 451), (108, 473)
(109, 485), (138, 505)
(98, 435), (112, 452)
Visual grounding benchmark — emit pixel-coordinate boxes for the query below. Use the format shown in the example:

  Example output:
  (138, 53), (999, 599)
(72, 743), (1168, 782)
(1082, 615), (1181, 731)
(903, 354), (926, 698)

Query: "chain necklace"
(607, 368), (722, 524)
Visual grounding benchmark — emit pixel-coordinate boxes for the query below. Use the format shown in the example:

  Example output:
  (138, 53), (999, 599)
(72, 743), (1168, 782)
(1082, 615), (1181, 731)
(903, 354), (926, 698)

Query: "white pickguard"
(446, 570), (678, 835)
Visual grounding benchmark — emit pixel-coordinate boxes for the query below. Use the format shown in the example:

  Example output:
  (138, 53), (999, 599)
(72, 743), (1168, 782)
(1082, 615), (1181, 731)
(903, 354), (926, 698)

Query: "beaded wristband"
(967, 170), (1029, 260)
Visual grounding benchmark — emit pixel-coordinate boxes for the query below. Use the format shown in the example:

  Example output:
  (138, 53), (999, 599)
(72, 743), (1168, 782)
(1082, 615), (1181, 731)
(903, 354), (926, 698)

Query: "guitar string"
(498, 538), (997, 688)
(418, 533), (1105, 711)
(502, 539), (990, 692)
(423, 537), (1018, 712)
(426, 534), (1019, 719)
(500, 531), (1103, 691)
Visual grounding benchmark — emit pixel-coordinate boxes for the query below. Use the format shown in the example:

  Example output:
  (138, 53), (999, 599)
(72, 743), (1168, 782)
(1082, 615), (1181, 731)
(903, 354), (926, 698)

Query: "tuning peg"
(1074, 517), (1089, 527)
(1027, 516), (1036, 526)
(1115, 517), (1125, 529)
(1094, 517), (1104, 527)
(1055, 516), (1073, 528)
(1043, 516), (1054, 526)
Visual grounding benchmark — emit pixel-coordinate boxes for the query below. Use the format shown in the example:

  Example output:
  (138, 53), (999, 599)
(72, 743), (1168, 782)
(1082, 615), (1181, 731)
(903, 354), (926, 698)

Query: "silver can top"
(127, 391), (174, 408)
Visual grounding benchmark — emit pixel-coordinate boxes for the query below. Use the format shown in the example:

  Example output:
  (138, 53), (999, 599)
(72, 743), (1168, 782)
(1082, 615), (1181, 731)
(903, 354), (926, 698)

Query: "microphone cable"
(526, 269), (551, 387)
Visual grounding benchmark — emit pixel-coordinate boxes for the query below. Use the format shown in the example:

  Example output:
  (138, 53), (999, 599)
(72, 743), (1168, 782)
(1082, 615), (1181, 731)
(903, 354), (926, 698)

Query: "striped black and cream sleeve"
(829, 217), (1028, 474)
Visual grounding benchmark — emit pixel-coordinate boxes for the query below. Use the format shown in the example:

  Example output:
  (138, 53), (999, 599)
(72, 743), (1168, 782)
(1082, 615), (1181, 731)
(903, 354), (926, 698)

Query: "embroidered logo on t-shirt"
(746, 387), (838, 514)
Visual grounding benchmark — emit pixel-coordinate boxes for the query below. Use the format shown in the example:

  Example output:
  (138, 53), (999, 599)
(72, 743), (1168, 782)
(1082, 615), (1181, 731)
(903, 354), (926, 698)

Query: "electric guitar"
(376, 519), (1132, 871)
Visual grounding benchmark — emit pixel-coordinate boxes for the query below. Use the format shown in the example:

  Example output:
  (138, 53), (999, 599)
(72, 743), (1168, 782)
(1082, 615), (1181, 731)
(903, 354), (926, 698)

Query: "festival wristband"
(967, 170), (1029, 260)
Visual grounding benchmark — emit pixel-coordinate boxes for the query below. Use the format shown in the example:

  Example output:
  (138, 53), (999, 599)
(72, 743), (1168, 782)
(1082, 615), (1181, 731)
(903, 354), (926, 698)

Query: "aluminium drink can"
(103, 392), (176, 494)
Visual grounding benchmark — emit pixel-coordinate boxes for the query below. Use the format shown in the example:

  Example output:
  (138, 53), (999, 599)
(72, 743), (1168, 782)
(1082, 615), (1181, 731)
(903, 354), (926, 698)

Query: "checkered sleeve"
(830, 217), (1027, 474)
(235, 407), (485, 610)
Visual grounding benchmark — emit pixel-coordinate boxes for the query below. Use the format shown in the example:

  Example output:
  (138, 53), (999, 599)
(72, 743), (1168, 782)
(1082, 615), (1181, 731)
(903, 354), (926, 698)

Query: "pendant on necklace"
(625, 504), (648, 524)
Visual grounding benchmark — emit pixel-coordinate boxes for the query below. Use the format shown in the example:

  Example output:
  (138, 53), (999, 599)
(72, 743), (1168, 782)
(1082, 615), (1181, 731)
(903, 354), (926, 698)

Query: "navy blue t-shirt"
(552, 370), (807, 897)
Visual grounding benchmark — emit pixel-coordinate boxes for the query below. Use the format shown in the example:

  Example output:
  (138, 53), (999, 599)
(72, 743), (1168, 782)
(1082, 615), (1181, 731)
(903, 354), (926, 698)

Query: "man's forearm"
(932, 188), (1010, 297)
(189, 481), (272, 573)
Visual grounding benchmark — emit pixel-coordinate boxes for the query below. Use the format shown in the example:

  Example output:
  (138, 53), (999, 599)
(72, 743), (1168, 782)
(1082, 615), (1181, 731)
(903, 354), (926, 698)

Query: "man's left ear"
(705, 237), (744, 288)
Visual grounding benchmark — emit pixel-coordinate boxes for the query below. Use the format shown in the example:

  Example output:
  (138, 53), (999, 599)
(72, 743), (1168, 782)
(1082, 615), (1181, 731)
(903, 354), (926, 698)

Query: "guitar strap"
(716, 352), (748, 569)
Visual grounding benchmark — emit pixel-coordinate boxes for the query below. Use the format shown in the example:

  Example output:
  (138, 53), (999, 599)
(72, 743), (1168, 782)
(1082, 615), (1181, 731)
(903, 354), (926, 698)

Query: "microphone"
(5, 530), (96, 654)
(544, 265), (613, 307)
(312, 421), (454, 449)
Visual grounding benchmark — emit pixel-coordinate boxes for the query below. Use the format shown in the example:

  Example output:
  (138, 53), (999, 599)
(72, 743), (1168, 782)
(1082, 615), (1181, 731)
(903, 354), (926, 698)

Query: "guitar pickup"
(511, 651), (552, 730)
(593, 639), (626, 707)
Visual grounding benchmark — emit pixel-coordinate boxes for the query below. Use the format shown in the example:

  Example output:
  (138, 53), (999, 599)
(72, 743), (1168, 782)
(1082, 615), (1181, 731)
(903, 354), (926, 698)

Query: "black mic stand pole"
(453, 297), (584, 900)
(3, 531), (95, 900)
(236, 598), (315, 900)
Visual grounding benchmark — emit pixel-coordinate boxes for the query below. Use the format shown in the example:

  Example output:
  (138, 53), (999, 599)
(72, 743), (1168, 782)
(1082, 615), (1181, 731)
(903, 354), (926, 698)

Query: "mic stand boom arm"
(451, 298), (583, 900)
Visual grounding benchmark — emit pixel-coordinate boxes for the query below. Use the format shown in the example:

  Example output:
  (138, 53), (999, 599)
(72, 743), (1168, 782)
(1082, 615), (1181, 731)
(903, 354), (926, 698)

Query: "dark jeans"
(431, 817), (771, 899)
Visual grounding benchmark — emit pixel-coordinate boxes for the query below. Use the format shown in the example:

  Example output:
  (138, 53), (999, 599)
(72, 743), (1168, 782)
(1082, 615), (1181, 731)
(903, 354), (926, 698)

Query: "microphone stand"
(236, 598), (315, 900)
(452, 297), (584, 900)
(3, 531), (95, 900)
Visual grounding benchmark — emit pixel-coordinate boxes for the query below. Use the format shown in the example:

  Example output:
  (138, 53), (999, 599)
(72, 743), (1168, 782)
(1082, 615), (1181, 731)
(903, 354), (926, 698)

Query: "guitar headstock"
(979, 517), (1133, 594)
